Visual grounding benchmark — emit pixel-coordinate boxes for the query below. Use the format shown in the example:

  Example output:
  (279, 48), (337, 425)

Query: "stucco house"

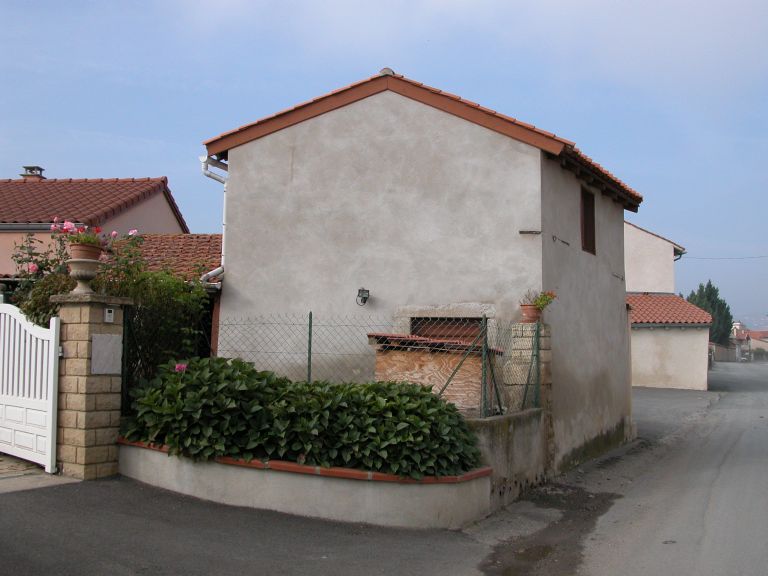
(0, 166), (188, 280)
(749, 330), (768, 359)
(731, 322), (751, 360)
(624, 222), (712, 390)
(201, 69), (643, 471)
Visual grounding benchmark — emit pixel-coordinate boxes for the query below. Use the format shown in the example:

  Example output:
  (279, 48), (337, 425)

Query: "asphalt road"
(579, 362), (768, 576)
(1, 362), (765, 575)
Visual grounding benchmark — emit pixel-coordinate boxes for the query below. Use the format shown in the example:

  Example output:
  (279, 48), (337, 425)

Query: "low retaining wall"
(118, 440), (492, 529)
(467, 409), (547, 509)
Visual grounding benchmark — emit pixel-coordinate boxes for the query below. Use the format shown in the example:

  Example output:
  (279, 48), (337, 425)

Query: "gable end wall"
(220, 91), (544, 320)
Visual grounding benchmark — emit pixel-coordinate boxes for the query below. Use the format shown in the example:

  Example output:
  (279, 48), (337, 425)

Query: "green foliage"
(91, 236), (146, 297)
(753, 348), (767, 361)
(121, 272), (209, 386)
(11, 233), (70, 307)
(124, 357), (481, 479)
(16, 273), (76, 326)
(687, 280), (734, 345)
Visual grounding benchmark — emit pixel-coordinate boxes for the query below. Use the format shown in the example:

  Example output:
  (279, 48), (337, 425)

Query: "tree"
(687, 280), (734, 345)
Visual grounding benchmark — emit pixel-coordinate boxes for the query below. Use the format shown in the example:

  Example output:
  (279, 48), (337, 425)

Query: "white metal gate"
(0, 304), (60, 473)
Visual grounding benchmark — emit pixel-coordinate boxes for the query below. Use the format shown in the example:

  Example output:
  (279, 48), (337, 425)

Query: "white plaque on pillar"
(91, 334), (123, 375)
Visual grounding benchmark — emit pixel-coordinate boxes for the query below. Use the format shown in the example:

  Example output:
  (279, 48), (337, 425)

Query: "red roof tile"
(749, 330), (768, 341)
(204, 70), (642, 211)
(0, 177), (188, 232)
(627, 293), (712, 325)
(138, 234), (222, 281)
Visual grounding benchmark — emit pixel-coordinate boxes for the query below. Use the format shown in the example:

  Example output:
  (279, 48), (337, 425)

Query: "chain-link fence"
(217, 313), (541, 417)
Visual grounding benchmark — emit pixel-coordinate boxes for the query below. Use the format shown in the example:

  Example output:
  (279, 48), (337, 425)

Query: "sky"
(1, 0), (766, 327)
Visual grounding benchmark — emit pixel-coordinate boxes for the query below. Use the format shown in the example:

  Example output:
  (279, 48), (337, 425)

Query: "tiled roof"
(749, 330), (768, 341)
(138, 234), (222, 281)
(732, 329), (751, 341)
(367, 333), (504, 355)
(0, 177), (188, 232)
(627, 293), (712, 325)
(204, 69), (642, 211)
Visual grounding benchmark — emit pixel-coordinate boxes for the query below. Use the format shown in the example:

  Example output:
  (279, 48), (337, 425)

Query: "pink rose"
(110, 230), (118, 238)
(62, 220), (75, 232)
(50, 224), (58, 231)
(128, 229), (138, 237)
(28, 263), (39, 273)
(174, 363), (188, 373)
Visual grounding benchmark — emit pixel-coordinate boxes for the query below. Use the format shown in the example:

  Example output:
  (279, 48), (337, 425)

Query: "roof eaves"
(203, 70), (641, 211)
(631, 322), (712, 328)
(204, 71), (572, 158)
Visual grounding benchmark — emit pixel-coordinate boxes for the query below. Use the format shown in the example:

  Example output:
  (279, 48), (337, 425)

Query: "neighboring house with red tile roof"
(0, 166), (188, 277)
(624, 224), (712, 390)
(202, 68), (642, 472)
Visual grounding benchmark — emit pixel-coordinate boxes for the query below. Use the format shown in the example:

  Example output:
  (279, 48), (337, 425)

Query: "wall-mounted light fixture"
(356, 288), (370, 306)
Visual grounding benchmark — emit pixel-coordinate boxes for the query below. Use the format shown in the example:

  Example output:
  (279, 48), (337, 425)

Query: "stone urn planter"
(68, 242), (102, 261)
(68, 259), (101, 294)
(67, 244), (102, 294)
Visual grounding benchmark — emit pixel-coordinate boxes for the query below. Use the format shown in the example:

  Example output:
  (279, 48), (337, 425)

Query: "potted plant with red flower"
(519, 289), (557, 323)
(50, 217), (139, 293)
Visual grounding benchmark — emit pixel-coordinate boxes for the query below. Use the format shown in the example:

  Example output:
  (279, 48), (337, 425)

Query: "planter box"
(118, 440), (492, 529)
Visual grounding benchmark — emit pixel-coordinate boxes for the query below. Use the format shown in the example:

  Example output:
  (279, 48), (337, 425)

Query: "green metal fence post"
(307, 311), (313, 383)
(534, 320), (541, 407)
(481, 315), (488, 417)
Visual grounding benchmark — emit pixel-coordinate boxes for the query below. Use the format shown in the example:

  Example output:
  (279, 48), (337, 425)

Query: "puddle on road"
(479, 484), (619, 576)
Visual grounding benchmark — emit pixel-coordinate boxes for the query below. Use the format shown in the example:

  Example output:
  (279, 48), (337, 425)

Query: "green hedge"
(123, 357), (481, 479)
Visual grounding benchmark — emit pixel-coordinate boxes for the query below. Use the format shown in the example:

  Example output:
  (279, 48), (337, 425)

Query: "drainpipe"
(199, 155), (228, 283)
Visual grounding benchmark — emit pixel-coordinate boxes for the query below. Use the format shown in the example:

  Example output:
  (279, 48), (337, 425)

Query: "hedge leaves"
(123, 357), (481, 479)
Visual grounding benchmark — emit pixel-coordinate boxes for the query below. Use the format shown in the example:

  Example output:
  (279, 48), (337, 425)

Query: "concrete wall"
(220, 90), (543, 322)
(119, 445), (491, 529)
(0, 231), (56, 276)
(624, 223), (676, 293)
(540, 156), (632, 471)
(105, 192), (185, 235)
(467, 409), (547, 509)
(630, 327), (710, 390)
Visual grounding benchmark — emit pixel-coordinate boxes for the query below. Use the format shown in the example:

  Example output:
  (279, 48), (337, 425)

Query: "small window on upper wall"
(581, 188), (596, 254)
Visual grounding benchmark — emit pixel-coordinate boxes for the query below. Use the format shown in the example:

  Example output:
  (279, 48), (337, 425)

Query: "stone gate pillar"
(50, 294), (132, 479)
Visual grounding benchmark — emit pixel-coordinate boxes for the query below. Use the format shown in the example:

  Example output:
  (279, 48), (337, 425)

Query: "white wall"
(630, 327), (710, 390)
(624, 223), (676, 293)
(541, 156), (632, 470)
(220, 91), (543, 320)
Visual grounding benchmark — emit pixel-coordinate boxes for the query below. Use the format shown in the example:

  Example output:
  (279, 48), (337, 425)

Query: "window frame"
(581, 188), (596, 255)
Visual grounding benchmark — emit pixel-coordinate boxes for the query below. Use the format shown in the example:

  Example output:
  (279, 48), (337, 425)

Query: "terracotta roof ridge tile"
(2, 176), (167, 184)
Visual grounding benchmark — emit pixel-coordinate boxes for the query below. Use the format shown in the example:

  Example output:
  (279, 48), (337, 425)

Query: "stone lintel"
(51, 294), (133, 306)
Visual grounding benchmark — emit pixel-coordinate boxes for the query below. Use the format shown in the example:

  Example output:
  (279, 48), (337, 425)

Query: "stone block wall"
(51, 293), (131, 479)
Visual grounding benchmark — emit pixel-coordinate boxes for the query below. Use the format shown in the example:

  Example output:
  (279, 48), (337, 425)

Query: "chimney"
(20, 166), (46, 181)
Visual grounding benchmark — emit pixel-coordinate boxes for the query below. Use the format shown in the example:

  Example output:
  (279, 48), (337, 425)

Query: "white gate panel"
(0, 304), (60, 473)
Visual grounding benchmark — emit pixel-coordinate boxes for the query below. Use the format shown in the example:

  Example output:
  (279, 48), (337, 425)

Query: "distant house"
(749, 330), (768, 359)
(731, 322), (751, 360)
(202, 69), (644, 471)
(0, 166), (188, 278)
(624, 222), (712, 390)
